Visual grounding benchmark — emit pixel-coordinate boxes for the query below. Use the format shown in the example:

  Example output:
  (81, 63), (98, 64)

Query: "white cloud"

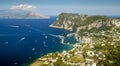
(10, 4), (36, 10)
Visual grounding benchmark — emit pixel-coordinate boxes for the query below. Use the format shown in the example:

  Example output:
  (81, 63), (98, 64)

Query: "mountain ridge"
(0, 10), (50, 19)
(50, 13), (120, 36)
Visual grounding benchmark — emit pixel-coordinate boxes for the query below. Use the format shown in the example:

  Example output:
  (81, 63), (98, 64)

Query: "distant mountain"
(0, 10), (50, 19)
(27, 12), (50, 19)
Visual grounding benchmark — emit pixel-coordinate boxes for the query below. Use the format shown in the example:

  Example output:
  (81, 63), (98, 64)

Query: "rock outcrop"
(50, 13), (120, 33)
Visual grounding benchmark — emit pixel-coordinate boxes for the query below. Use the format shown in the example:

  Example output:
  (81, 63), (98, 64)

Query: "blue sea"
(0, 17), (73, 66)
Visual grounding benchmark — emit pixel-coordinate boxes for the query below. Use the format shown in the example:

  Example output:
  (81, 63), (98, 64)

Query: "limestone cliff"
(50, 13), (120, 33)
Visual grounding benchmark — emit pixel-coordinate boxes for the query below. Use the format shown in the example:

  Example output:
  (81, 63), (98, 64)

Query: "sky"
(0, 0), (120, 16)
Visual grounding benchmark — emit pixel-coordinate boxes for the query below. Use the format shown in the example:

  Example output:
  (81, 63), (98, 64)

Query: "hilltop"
(51, 13), (119, 33)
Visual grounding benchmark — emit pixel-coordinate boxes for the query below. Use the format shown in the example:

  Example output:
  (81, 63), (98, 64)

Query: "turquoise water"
(64, 35), (78, 44)
(0, 17), (73, 66)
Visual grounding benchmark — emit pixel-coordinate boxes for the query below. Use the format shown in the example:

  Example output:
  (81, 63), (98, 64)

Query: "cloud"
(10, 4), (36, 10)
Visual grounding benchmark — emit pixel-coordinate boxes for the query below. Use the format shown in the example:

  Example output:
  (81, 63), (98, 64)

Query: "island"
(0, 10), (50, 19)
(30, 13), (120, 66)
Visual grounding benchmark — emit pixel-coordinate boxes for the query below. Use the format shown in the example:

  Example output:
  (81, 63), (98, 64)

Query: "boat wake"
(0, 42), (9, 47)
(9, 25), (20, 28)
(16, 37), (26, 44)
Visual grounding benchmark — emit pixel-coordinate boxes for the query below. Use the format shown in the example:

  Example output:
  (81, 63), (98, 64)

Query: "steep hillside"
(50, 13), (119, 34)
(31, 13), (120, 66)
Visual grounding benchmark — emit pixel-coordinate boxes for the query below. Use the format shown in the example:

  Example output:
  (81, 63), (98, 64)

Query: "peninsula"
(30, 13), (120, 66)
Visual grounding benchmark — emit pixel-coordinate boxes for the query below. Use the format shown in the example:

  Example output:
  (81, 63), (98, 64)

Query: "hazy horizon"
(0, 0), (120, 16)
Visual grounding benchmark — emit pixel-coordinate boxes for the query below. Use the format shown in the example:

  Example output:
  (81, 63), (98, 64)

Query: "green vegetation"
(69, 55), (85, 63)
(52, 13), (111, 28)
(81, 27), (120, 66)
(53, 59), (68, 66)
(78, 26), (113, 36)
(31, 13), (120, 66)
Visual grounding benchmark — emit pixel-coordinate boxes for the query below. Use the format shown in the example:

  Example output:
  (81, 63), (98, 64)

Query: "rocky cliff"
(50, 13), (120, 33)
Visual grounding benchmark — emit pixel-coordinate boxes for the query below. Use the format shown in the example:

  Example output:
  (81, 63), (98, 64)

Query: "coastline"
(49, 24), (73, 31)
(49, 24), (63, 29)
(30, 44), (79, 66)
(30, 13), (120, 66)
(30, 25), (81, 66)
